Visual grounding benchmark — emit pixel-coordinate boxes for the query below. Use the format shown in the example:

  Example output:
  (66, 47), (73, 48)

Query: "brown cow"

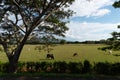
(73, 53), (78, 57)
(46, 54), (54, 59)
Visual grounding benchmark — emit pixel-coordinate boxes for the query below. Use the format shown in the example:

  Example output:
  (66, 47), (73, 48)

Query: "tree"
(113, 0), (120, 8)
(98, 31), (120, 51)
(0, 0), (74, 73)
(35, 34), (58, 54)
(60, 39), (66, 44)
(98, 1), (120, 51)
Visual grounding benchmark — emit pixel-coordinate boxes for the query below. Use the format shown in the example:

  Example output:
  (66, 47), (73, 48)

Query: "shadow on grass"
(113, 54), (120, 57)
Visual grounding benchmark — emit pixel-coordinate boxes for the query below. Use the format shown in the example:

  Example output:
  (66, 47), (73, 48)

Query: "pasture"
(0, 44), (120, 63)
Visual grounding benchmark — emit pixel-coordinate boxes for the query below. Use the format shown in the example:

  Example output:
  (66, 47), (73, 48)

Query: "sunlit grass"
(0, 44), (120, 63)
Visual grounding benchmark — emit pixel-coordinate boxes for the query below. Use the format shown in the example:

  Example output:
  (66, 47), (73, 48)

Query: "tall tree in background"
(0, 0), (74, 73)
(99, 31), (120, 51)
(99, 1), (120, 51)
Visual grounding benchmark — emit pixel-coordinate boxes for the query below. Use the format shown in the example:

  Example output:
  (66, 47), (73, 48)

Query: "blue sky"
(64, 0), (120, 41)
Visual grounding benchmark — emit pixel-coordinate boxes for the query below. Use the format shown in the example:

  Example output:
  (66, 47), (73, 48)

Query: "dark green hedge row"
(0, 60), (120, 75)
(94, 62), (120, 75)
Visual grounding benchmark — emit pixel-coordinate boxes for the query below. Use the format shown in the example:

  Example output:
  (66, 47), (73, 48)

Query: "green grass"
(0, 44), (120, 63)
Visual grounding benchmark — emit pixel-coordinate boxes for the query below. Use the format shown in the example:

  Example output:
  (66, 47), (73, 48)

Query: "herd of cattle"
(46, 50), (113, 59)
(46, 53), (78, 59)
(30, 48), (113, 60)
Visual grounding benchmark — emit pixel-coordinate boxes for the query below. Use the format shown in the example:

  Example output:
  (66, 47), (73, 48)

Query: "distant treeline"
(0, 38), (108, 44)
(25, 39), (108, 44)
(67, 40), (107, 44)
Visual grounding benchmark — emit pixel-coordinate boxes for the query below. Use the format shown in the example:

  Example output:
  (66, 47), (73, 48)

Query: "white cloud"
(92, 9), (110, 17)
(65, 21), (119, 41)
(69, 0), (116, 17)
(64, 0), (119, 41)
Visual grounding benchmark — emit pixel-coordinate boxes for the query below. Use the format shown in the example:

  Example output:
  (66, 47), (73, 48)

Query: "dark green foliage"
(99, 1), (120, 51)
(94, 62), (111, 75)
(34, 62), (41, 72)
(53, 61), (68, 73)
(82, 60), (91, 73)
(0, 0), (75, 73)
(60, 39), (67, 44)
(94, 62), (120, 75)
(113, 0), (120, 8)
(17, 62), (26, 72)
(0, 61), (120, 75)
(1, 62), (9, 72)
(98, 31), (120, 51)
(39, 62), (48, 71)
(26, 62), (36, 72)
(68, 62), (83, 74)
(98, 46), (112, 51)
(110, 63), (120, 75)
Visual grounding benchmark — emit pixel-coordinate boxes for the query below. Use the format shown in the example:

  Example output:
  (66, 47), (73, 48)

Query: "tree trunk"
(7, 44), (25, 73)
(7, 32), (32, 73)
(8, 58), (18, 73)
(7, 46), (24, 73)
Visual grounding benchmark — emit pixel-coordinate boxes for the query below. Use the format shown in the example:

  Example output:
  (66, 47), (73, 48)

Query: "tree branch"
(11, 0), (28, 32)
(32, 1), (67, 30)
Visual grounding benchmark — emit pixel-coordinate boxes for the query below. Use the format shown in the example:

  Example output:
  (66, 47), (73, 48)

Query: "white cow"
(108, 50), (112, 54)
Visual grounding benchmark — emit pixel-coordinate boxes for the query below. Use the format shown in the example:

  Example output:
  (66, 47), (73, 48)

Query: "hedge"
(0, 60), (120, 75)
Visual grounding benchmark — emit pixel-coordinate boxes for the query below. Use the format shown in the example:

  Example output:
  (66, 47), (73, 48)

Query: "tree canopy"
(98, 1), (120, 51)
(98, 31), (120, 51)
(0, 0), (75, 73)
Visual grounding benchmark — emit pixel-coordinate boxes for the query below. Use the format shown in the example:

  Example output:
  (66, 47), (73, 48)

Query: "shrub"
(26, 62), (36, 72)
(111, 63), (120, 75)
(17, 62), (26, 72)
(2, 62), (9, 72)
(53, 61), (68, 73)
(94, 62), (111, 75)
(68, 62), (83, 74)
(0, 61), (120, 75)
(82, 60), (91, 74)
(44, 62), (52, 73)
(39, 62), (47, 71)
(34, 62), (41, 72)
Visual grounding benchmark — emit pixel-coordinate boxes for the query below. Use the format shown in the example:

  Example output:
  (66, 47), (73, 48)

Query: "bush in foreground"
(0, 60), (120, 75)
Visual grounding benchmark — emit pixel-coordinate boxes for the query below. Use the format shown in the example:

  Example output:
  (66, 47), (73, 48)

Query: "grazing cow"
(108, 50), (112, 55)
(46, 54), (54, 59)
(73, 53), (78, 57)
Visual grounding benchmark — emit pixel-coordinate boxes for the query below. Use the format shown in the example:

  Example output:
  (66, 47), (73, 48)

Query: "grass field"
(0, 44), (120, 63)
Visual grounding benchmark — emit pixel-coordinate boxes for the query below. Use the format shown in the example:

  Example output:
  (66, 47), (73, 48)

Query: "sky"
(64, 0), (120, 41)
